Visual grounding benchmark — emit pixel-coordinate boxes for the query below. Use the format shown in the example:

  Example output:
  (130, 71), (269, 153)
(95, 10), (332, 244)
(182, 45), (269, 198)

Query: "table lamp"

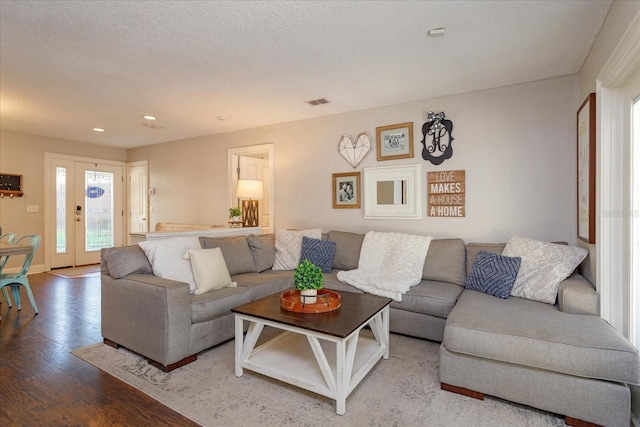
(237, 179), (263, 227)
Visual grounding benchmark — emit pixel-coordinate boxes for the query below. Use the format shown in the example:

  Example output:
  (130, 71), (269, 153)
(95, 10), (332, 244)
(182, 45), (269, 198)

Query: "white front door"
(74, 162), (123, 265)
(46, 155), (124, 268)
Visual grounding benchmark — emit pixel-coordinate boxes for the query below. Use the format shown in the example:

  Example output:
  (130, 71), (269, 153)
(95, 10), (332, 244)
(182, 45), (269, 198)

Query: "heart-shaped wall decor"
(338, 132), (372, 168)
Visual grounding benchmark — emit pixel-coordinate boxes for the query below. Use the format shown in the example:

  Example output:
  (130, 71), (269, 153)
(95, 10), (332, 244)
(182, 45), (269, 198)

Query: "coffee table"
(232, 290), (391, 415)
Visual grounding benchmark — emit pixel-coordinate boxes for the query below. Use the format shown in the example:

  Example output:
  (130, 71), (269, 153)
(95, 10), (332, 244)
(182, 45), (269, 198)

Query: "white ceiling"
(0, 0), (612, 149)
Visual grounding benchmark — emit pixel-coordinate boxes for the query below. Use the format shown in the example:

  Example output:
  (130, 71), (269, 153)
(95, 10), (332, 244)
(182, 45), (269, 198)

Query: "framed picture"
(332, 172), (361, 209)
(376, 122), (414, 161)
(577, 93), (595, 243)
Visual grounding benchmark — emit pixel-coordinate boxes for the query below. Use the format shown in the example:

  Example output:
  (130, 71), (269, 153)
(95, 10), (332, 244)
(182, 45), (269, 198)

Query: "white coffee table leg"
(235, 316), (265, 378)
(335, 339), (346, 415)
(235, 315), (244, 377)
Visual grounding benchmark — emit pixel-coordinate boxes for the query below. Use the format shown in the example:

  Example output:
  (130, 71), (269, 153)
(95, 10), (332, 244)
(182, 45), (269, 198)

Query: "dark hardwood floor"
(0, 272), (198, 426)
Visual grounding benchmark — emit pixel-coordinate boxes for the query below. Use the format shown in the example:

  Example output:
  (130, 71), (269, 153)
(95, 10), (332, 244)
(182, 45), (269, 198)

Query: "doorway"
(44, 154), (125, 269)
(127, 160), (149, 237)
(228, 144), (275, 234)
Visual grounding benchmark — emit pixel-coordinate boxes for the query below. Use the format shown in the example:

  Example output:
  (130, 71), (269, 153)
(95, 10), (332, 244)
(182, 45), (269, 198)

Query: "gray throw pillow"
(327, 230), (364, 270)
(199, 236), (255, 275)
(422, 238), (466, 285)
(465, 250), (521, 299)
(300, 236), (336, 273)
(103, 245), (152, 279)
(246, 233), (276, 272)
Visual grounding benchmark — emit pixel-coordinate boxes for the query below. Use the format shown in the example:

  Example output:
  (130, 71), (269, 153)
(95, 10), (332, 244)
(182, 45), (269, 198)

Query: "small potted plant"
(294, 259), (323, 304)
(228, 206), (242, 222)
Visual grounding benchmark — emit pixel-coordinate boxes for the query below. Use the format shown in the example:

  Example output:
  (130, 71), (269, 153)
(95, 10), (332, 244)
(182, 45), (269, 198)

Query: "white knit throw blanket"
(337, 231), (432, 302)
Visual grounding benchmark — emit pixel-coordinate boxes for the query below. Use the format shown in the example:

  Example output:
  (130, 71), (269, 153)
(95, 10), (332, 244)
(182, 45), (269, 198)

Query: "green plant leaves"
(293, 259), (323, 291)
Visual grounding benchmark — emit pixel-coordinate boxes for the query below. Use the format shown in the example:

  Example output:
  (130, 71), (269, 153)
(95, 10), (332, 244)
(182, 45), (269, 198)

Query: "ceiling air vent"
(143, 123), (164, 129)
(306, 98), (329, 106)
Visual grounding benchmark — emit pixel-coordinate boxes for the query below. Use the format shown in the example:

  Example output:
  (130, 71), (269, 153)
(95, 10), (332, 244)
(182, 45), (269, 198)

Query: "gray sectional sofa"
(100, 231), (639, 427)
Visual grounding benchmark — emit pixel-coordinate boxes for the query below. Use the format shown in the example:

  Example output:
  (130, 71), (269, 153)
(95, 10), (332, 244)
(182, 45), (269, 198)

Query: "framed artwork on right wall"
(577, 92), (596, 244)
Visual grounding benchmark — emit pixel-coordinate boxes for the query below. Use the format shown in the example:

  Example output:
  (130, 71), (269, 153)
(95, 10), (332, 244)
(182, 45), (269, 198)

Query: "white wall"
(129, 74), (580, 244)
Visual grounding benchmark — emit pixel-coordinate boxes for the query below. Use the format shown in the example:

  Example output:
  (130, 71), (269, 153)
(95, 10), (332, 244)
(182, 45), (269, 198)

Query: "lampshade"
(237, 179), (263, 199)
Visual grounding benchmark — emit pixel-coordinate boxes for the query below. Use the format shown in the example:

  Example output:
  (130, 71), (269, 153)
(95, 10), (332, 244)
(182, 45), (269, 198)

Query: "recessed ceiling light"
(143, 115), (157, 120)
(93, 128), (105, 132)
(428, 27), (446, 37)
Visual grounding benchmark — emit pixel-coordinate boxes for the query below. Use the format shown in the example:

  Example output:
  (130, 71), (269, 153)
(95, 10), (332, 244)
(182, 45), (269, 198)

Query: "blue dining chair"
(0, 232), (16, 305)
(0, 234), (40, 314)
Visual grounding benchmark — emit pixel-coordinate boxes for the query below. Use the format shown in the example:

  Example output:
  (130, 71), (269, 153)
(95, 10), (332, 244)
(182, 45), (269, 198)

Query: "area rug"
(48, 264), (101, 278)
(73, 333), (564, 427)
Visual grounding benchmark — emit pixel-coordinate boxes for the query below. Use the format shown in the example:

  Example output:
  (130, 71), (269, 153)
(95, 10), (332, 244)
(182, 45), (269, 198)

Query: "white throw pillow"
(138, 236), (201, 293)
(272, 229), (322, 270)
(184, 248), (236, 295)
(502, 236), (588, 304)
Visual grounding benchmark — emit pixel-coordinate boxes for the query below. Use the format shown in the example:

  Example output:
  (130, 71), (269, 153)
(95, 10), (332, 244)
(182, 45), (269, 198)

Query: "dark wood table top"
(232, 290), (392, 339)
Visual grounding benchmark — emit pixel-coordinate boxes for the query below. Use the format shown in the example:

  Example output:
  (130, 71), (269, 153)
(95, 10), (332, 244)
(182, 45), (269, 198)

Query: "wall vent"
(306, 98), (329, 106)
(143, 123), (164, 129)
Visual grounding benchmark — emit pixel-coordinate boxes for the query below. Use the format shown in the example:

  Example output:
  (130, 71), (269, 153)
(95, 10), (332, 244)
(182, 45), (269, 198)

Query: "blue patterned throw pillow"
(465, 250), (521, 299)
(299, 236), (336, 273)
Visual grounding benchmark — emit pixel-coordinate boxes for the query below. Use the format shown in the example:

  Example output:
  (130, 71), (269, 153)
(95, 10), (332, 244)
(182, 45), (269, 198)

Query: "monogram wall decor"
(421, 112), (454, 165)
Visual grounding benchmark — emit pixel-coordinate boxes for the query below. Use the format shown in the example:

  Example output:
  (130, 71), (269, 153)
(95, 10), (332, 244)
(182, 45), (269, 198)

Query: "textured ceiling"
(0, 0), (612, 149)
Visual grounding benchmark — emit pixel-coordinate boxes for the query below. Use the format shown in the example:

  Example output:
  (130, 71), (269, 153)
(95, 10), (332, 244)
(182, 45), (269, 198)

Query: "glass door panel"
(75, 162), (123, 266)
(84, 169), (114, 251)
(49, 158), (74, 269)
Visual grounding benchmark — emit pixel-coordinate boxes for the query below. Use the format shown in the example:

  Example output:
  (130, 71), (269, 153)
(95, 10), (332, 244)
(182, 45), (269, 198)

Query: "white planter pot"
(300, 289), (317, 304)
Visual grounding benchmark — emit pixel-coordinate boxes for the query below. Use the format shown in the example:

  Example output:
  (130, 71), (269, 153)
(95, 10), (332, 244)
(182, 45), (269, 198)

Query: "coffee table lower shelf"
(234, 307), (389, 415)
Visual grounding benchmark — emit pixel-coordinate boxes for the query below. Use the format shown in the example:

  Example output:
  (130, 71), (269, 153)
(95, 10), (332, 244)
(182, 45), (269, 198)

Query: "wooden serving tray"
(280, 289), (341, 313)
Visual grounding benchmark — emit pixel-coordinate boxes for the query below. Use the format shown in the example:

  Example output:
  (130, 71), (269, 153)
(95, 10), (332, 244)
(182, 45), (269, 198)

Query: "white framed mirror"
(363, 164), (422, 219)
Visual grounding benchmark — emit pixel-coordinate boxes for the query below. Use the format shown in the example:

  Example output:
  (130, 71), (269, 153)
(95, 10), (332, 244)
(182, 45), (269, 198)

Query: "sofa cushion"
(272, 229), (322, 270)
(190, 286), (251, 324)
(327, 230), (365, 270)
(390, 280), (464, 319)
(300, 237), (336, 273)
(184, 248), (236, 294)
(138, 236), (200, 293)
(422, 238), (466, 285)
(444, 290), (640, 385)
(465, 242), (506, 275)
(502, 236), (588, 304)
(233, 270), (293, 300)
(246, 233), (276, 272)
(103, 245), (152, 279)
(199, 236), (256, 275)
(464, 251), (521, 299)
(322, 270), (364, 294)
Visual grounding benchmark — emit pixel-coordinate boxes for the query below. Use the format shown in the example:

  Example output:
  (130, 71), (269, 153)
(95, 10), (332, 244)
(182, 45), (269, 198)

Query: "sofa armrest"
(101, 273), (192, 366)
(557, 273), (599, 316)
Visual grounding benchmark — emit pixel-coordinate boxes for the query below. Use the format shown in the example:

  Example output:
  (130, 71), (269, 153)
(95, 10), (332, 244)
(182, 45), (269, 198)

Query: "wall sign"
(427, 170), (465, 217)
